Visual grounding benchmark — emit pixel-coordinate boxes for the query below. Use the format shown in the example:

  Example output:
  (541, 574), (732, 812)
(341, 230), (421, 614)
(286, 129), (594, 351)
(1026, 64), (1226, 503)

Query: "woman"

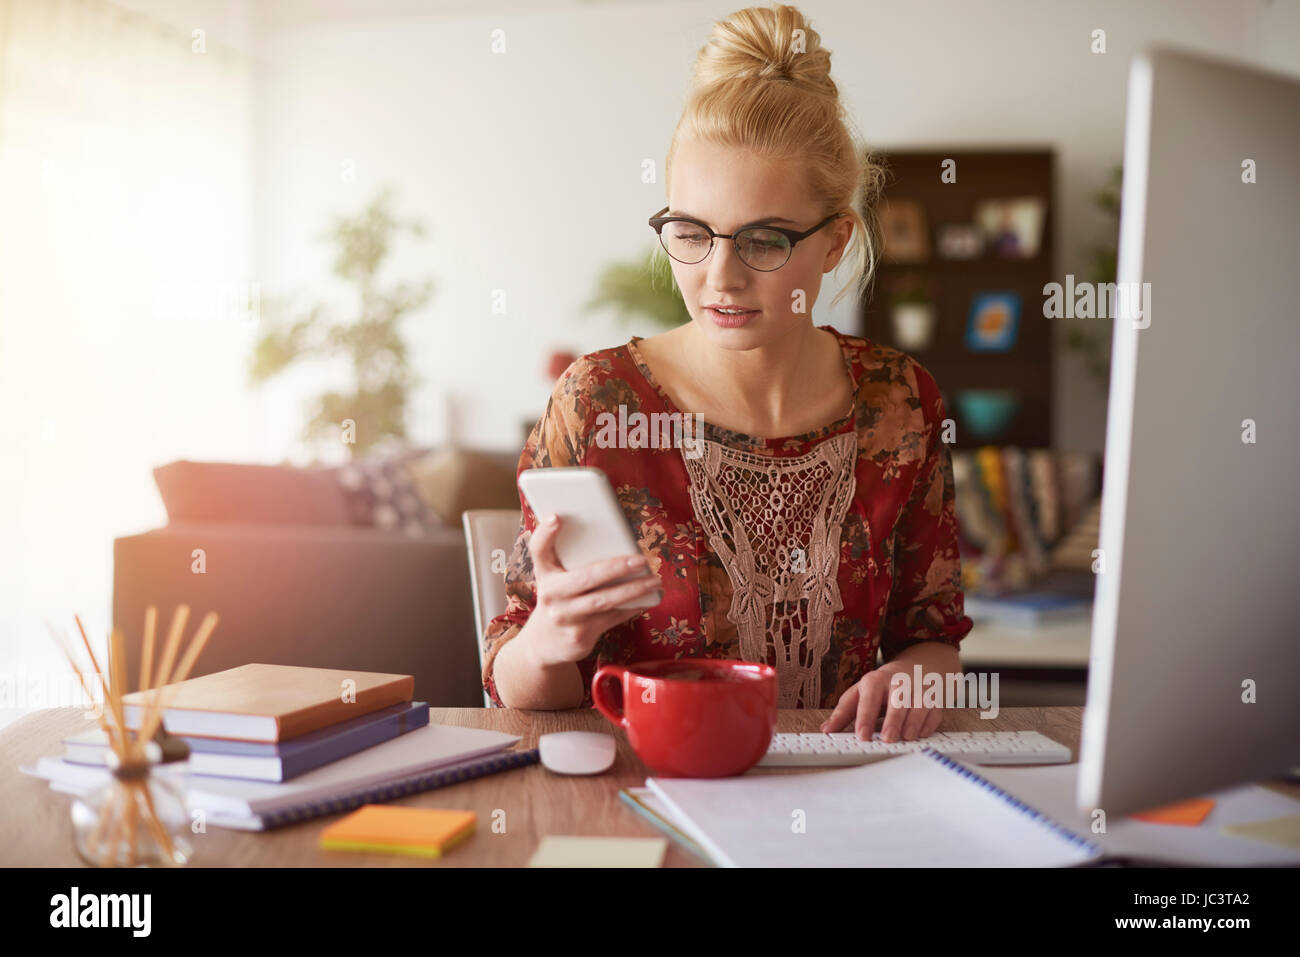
(482, 3), (972, 743)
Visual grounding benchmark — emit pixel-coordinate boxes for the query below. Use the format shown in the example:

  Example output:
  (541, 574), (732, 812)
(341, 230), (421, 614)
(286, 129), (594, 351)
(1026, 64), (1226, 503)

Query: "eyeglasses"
(648, 205), (843, 271)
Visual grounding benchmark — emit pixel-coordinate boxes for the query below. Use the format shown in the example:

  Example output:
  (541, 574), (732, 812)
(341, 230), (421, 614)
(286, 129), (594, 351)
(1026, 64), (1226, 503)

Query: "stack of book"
(65, 663), (428, 782)
(24, 663), (532, 830)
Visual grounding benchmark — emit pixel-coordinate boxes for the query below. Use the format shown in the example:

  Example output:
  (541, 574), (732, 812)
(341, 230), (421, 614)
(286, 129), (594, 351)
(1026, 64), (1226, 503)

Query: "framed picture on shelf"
(879, 197), (930, 263)
(856, 149), (1055, 448)
(936, 223), (984, 259)
(965, 291), (1021, 352)
(973, 196), (1046, 258)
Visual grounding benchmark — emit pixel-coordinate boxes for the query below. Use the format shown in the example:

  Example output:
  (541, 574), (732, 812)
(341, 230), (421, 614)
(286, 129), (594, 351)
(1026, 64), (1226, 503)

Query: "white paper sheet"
(976, 762), (1300, 866)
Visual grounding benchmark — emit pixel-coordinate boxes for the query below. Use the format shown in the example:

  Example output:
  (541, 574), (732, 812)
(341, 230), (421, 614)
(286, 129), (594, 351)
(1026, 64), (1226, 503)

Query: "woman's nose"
(706, 236), (751, 281)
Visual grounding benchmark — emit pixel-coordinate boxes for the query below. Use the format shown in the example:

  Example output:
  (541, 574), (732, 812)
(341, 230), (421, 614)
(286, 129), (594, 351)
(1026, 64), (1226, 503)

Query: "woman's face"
(665, 138), (852, 351)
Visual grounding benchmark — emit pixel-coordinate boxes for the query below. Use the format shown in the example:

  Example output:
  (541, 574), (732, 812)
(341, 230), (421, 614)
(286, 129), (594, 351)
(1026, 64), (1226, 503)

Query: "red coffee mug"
(591, 659), (778, 777)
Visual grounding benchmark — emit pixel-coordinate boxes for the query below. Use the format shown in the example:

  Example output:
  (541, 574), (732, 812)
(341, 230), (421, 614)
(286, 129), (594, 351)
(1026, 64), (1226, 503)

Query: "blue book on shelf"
(62, 701), (431, 782)
(963, 591), (1092, 628)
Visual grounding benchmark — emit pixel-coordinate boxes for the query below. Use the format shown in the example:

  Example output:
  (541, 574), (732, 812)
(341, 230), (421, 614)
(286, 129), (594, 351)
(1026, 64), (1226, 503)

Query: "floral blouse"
(481, 325), (973, 710)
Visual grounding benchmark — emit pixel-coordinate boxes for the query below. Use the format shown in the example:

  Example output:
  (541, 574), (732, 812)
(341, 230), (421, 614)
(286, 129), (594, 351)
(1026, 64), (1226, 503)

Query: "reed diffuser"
(50, 605), (218, 867)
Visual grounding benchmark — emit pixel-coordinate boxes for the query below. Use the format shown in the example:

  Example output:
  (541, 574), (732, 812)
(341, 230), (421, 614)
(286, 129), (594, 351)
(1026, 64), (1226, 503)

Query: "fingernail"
(547, 514), (558, 527)
(625, 555), (645, 569)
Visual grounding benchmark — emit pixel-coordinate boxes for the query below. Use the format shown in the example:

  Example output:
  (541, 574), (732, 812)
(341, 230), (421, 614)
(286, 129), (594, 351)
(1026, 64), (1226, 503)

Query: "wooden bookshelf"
(858, 148), (1055, 449)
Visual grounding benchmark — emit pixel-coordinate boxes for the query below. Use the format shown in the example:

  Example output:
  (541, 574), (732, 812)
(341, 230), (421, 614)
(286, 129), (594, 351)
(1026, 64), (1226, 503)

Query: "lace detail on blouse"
(681, 429), (859, 708)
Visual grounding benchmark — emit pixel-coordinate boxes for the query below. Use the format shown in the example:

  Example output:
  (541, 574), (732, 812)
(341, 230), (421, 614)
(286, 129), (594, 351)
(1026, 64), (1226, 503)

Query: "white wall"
(0, 0), (259, 727)
(252, 0), (1300, 457)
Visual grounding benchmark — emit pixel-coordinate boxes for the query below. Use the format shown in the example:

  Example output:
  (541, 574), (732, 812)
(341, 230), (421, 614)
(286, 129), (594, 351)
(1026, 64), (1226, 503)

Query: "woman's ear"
(822, 214), (853, 271)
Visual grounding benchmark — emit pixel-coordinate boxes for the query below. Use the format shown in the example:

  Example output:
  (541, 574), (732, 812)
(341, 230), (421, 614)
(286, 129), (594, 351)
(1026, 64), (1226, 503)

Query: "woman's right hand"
(521, 513), (663, 667)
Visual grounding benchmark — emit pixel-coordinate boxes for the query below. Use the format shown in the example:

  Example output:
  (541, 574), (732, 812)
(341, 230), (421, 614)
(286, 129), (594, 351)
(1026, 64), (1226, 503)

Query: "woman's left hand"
(819, 659), (946, 742)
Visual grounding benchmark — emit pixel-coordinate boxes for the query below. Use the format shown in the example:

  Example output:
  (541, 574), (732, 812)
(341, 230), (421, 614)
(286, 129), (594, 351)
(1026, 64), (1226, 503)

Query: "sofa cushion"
(406, 447), (521, 526)
(153, 460), (351, 525)
(336, 450), (440, 535)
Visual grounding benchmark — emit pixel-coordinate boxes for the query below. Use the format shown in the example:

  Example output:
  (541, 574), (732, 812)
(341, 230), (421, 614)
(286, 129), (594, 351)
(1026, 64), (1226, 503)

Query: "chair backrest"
(461, 508), (523, 707)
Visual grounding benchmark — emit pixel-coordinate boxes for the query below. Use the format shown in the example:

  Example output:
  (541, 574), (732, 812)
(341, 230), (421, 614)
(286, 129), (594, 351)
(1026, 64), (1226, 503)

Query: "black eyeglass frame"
(647, 205), (845, 271)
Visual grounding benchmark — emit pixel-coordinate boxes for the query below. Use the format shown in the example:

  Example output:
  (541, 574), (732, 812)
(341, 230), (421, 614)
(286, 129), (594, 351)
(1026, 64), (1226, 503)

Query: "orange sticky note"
(320, 805), (476, 858)
(1131, 797), (1216, 826)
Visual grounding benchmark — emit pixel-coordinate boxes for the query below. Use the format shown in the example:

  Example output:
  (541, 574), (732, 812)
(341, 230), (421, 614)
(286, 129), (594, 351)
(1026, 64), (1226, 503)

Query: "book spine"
(254, 749), (540, 830)
(921, 748), (1100, 854)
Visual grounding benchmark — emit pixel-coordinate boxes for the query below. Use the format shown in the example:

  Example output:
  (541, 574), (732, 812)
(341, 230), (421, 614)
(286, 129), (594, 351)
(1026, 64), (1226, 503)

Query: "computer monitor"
(1077, 46), (1300, 816)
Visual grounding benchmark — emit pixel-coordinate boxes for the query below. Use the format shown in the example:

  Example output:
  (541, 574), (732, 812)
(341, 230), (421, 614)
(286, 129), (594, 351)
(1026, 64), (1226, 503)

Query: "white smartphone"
(516, 466), (659, 609)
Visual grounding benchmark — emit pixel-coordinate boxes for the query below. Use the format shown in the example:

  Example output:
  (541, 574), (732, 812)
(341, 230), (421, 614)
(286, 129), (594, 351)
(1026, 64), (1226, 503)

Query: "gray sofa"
(112, 449), (521, 706)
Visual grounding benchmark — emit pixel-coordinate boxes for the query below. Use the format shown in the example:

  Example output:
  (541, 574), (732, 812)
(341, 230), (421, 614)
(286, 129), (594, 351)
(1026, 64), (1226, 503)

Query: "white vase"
(891, 303), (936, 351)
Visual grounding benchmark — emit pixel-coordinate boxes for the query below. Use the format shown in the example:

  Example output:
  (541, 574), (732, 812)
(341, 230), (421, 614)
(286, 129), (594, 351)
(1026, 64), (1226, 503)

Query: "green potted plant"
(582, 247), (690, 330)
(889, 274), (937, 351)
(248, 187), (434, 459)
(1066, 163), (1120, 389)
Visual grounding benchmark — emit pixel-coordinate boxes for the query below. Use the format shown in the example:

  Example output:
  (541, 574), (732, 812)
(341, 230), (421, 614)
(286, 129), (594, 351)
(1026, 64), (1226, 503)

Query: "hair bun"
(666, 3), (883, 312)
(691, 4), (837, 99)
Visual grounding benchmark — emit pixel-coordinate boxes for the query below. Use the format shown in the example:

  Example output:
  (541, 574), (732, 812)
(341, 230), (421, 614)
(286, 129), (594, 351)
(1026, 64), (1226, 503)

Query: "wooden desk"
(1, 706), (1086, 867)
(7, 706), (1294, 867)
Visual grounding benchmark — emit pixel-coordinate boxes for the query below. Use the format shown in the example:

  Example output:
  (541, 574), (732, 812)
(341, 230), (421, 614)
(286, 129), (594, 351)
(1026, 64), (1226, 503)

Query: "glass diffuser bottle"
(70, 735), (193, 867)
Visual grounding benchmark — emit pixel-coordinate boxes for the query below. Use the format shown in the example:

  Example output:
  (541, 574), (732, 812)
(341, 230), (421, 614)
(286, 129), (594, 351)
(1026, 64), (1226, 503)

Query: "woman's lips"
(706, 306), (759, 327)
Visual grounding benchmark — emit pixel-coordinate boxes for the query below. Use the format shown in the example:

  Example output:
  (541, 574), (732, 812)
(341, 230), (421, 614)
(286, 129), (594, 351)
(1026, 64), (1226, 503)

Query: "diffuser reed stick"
(50, 605), (218, 867)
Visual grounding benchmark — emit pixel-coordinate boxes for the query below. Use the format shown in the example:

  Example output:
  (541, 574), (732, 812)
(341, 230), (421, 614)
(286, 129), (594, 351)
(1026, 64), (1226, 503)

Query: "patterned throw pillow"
(335, 448), (440, 536)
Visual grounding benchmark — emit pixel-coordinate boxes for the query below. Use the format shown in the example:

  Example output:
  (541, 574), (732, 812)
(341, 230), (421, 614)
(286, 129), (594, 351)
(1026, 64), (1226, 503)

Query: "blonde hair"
(663, 3), (887, 310)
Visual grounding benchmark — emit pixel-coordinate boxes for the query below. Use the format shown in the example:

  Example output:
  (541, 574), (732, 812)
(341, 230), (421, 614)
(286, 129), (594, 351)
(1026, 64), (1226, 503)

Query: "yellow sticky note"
(320, 805), (476, 858)
(1131, 797), (1216, 826)
(1220, 815), (1300, 852)
(528, 836), (667, 868)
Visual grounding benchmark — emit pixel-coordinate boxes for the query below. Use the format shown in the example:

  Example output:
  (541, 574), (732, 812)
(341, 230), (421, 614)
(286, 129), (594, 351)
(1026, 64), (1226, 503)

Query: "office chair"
(462, 509), (523, 707)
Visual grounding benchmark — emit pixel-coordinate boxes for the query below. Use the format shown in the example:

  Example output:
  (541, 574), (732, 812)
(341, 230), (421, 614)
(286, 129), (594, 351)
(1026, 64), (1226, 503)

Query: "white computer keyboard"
(757, 730), (1071, 767)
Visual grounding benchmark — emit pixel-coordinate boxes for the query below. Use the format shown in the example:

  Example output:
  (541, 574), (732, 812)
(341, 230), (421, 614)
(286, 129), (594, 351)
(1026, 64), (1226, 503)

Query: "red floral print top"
(481, 325), (972, 709)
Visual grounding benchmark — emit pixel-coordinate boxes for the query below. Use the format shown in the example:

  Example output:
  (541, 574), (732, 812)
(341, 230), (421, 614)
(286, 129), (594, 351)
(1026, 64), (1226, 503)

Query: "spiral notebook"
(238, 748), (540, 830)
(645, 749), (1101, 867)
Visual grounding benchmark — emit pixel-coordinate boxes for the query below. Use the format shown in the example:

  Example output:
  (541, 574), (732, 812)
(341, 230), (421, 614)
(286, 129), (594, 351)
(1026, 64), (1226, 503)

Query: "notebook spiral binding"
(921, 747), (1101, 856)
(257, 748), (541, 830)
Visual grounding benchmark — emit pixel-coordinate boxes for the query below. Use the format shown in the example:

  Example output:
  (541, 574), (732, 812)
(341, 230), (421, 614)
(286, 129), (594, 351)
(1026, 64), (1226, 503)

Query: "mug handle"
(591, 665), (629, 729)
